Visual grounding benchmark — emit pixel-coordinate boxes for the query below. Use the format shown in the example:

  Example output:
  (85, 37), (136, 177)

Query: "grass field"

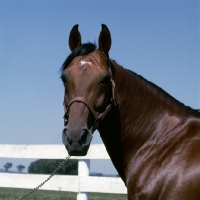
(0, 188), (127, 200)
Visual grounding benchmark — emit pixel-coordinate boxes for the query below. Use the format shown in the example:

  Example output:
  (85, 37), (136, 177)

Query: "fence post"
(77, 159), (90, 200)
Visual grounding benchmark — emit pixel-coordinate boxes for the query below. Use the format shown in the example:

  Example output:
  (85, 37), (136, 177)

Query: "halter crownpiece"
(98, 50), (117, 106)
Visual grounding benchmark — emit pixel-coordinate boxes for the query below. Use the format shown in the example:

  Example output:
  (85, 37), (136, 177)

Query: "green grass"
(0, 188), (127, 200)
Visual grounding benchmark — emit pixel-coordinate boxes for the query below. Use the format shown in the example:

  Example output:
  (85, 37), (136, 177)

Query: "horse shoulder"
(127, 117), (200, 200)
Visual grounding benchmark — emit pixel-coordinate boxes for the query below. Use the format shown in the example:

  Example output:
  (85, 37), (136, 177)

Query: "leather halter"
(63, 51), (116, 129)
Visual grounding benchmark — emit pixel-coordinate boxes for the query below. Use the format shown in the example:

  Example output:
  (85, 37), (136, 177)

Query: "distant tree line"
(28, 159), (78, 175)
(3, 163), (25, 172)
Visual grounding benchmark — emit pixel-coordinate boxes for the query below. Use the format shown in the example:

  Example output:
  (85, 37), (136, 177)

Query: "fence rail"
(0, 144), (127, 200)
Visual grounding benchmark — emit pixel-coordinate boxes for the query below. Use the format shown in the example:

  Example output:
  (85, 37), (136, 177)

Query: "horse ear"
(98, 24), (111, 55)
(69, 24), (81, 51)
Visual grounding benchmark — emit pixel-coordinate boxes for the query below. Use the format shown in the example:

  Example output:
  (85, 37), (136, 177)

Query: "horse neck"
(114, 63), (193, 148)
(106, 61), (199, 183)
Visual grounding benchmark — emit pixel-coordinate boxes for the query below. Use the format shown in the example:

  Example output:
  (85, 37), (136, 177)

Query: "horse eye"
(99, 76), (110, 86)
(61, 77), (65, 83)
(60, 75), (69, 86)
(61, 79), (67, 86)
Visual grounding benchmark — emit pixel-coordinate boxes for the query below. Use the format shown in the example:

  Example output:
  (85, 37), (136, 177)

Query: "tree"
(4, 163), (12, 171)
(17, 165), (25, 172)
(28, 159), (78, 175)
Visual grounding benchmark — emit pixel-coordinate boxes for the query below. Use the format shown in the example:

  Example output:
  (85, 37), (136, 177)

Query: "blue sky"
(0, 1), (200, 174)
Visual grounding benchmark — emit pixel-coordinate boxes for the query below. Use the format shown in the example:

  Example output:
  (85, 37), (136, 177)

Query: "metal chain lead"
(16, 155), (71, 200)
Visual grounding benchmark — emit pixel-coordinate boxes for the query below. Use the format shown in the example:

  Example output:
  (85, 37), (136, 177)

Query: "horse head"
(61, 24), (115, 156)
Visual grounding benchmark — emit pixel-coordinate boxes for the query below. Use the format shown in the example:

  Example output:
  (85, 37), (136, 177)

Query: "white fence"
(0, 144), (127, 200)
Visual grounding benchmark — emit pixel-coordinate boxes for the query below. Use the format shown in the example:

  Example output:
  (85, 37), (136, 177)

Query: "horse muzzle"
(62, 126), (93, 156)
(62, 96), (114, 156)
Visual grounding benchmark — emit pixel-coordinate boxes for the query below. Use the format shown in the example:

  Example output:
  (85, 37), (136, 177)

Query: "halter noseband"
(63, 51), (116, 129)
(63, 97), (113, 129)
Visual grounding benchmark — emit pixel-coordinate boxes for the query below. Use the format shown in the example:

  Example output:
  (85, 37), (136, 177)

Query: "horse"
(60, 24), (200, 200)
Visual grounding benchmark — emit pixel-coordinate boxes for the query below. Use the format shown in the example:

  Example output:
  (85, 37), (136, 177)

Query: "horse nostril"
(80, 129), (88, 145)
(67, 136), (72, 145)
(63, 128), (72, 145)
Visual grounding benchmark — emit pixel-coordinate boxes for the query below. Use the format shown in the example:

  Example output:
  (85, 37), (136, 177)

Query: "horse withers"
(60, 24), (200, 200)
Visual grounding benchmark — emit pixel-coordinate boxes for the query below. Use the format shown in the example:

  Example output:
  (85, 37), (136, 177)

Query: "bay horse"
(61, 24), (200, 199)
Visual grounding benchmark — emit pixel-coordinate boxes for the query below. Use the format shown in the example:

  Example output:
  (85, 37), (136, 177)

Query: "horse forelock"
(61, 42), (97, 73)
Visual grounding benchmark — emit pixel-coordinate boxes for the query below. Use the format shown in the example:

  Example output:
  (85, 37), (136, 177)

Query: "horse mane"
(61, 42), (96, 72)
(125, 68), (200, 114)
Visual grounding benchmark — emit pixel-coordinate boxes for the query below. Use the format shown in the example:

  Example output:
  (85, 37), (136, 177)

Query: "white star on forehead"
(79, 60), (92, 66)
